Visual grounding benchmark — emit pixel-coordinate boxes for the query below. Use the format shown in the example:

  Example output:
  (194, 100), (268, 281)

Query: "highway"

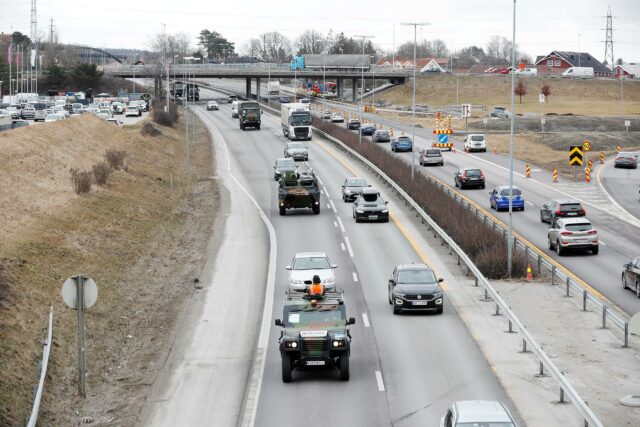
(599, 160), (640, 221)
(184, 86), (521, 426)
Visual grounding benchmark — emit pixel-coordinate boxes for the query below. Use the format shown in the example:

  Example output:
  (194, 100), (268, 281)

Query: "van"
(231, 100), (239, 118)
(562, 67), (594, 79)
(515, 68), (537, 76)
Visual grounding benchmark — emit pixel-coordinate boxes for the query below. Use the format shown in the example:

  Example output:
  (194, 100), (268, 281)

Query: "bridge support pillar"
(336, 79), (343, 98)
(245, 78), (251, 99)
(351, 78), (357, 102)
(256, 77), (261, 101)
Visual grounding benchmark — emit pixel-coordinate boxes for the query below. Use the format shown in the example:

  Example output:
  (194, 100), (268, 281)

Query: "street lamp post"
(507, 0), (517, 277)
(183, 56), (195, 173)
(401, 22), (429, 179)
(370, 55), (376, 108)
(0, 81), (3, 100)
(354, 35), (374, 144)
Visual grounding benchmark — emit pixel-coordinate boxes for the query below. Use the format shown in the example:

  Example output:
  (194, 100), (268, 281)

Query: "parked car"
(346, 118), (361, 130)
(322, 110), (332, 119)
(539, 199), (585, 224)
(125, 106), (140, 117)
(548, 217), (599, 255)
(622, 257), (640, 297)
(330, 113), (344, 123)
(372, 129), (391, 143)
(111, 102), (125, 115)
(614, 151), (638, 169)
(21, 107), (35, 120)
(273, 157), (297, 181)
(285, 252), (337, 292)
(44, 113), (65, 122)
(284, 142), (309, 161)
(391, 135), (413, 152)
(353, 187), (389, 223)
(440, 401), (518, 427)
(388, 264), (444, 314)
(490, 186), (524, 211)
(207, 100), (219, 111)
(489, 106), (511, 118)
(341, 177), (369, 202)
(419, 148), (444, 166)
(34, 108), (48, 122)
(6, 105), (22, 119)
(360, 124), (376, 135)
(463, 134), (487, 152)
(454, 167), (485, 189)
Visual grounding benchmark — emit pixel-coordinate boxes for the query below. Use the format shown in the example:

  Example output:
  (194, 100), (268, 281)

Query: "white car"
(463, 134), (487, 152)
(207, 101), (219, 110)
(441, 401), (518, 427)
(285, 252), (337, 292)
(44, 113), (65, 122)
(330, 113), (344, 123)
(125, 107), (140, 117)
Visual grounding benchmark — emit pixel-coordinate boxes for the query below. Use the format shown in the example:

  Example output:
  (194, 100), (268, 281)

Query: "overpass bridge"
(100, 63), (410, 101)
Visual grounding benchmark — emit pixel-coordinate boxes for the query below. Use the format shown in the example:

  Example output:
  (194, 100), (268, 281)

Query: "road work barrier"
(526, 164), (531, 178)
(311, 120), (604, 427)
(552, 168), (558, 182)
(600, 151), (604, 164)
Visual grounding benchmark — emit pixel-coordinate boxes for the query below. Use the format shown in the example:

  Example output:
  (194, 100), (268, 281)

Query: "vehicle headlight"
(433, 291), (443, 298)
(394, 298), (404, 305)
(285, 341), (298, 348)
(356, 209), (364, 214)
(332, 340), (345, 348)
(345, 190), (352, 195)
(435, 298), (443, 305)
(381, 209), (388, 213)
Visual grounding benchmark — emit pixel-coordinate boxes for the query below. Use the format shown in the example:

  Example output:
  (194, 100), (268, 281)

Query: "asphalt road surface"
(189, 86), (521, 426)
(599, 159), (640, 221)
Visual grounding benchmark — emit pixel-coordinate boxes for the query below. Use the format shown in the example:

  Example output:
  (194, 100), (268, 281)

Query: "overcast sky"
(1, 0), (638, 62)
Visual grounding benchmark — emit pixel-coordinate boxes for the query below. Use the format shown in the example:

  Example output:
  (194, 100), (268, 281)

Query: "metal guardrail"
(196, 82), (604, 426)
(311, 126), (604, 427)
(26, 306), (53, 427)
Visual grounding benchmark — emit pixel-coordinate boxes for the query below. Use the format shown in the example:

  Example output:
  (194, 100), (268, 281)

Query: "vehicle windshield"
(377, 131), (389, 136)
(293, 256), (330, 270)
(276, 159), (295, 169)
(565, 223), (592, 232)
(470, 135), (485, 142)
(618, 152), (635, 158)
(397, 269), (437, 284)
(287, 308), (344, 327)
(426, 150), (441, 157)
(499, 188), (522, 196)
(397, 137), (411, 142)
(465, 169), (482, 176)
(457, 423), (515, 427)
(288, 143), (305, 149)
(291, 113), (311, 125)
(560, 203), (582, 211)
(346, 178), (367, 187)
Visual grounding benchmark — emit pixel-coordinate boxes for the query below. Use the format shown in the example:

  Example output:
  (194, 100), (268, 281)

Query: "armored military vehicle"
(278, 170), (320, 215)
(274, 289), (355, 382)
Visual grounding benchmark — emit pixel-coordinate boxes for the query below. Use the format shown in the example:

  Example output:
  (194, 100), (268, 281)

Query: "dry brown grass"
(378, 74), (640, 116)
(0, 114), (217, 425)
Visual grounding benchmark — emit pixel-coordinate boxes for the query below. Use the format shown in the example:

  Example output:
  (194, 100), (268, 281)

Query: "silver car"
(285, 252), (337, 292)
(419, 148), (444, 166)
(548, 217), (599, 255)
(441, 400), (518, 427)
(284, 142), (309, 161)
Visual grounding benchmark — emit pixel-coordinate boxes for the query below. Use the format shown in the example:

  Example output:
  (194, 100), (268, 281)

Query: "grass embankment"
(379, 74), (640, 116)
(0, 114), (218, 425)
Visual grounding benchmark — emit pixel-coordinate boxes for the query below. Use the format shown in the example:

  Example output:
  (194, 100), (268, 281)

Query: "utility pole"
(354, 35), (374, 144)
(603, 6), (614, 70)
(507, 0), (517, 277)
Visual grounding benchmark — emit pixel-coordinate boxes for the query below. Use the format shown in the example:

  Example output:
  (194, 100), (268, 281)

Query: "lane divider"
(352, 272), (359, 282)
(375, 371), (386, 392)
(344, 236), (355, 258)
(362, 313), (370, 328)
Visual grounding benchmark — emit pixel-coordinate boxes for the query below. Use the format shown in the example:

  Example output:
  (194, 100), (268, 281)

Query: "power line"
(603, 5), (614, 66)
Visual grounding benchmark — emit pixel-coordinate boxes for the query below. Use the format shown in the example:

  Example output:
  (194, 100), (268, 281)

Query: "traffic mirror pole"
(76, 275), (86, 398)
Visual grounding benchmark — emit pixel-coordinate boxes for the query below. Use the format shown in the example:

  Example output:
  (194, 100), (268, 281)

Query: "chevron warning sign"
(569, 146), (583, 166)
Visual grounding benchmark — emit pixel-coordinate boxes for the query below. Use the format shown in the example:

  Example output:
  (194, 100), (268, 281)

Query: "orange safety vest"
(308, 283), (324, 296)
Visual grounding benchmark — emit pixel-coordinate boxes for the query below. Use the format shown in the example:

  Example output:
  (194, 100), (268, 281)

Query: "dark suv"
(539, 199), (585, 224)
(341, 177), (369, 202)
(388, 264), (444, 314)
(353, 187), (389, 222)
(454, 168), (485, 189)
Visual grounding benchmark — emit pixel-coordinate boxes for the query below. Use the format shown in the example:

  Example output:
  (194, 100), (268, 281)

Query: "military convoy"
(278, 170), (321, 215)
(274, 288), (355, 382)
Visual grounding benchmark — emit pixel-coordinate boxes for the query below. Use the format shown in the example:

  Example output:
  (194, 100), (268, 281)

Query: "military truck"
(278, 170), (320, 215)
(238, 100), (261, 130)
(274, 290), (356, 382)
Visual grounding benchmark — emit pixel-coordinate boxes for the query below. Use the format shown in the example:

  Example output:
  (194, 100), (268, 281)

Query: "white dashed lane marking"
(341, 243), (346, 251)
(344, 237), (355, 258)
(329, 200), (338, 213)
(362, 313), (370, 328)
(337, 217), (346, 233)
(375, 371), (385, 391)
(352, 272), (358, 282)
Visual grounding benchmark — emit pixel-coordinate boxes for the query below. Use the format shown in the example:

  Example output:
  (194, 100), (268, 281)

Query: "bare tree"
(296, 30), (325, 55)
(258, 32), (292, 63)
(486, 36), (502, 61)
(514, 80), (527, 103)
(541, 84), (551, 103)
(431, 39), (449, 57)
(241, 38), (263, 60)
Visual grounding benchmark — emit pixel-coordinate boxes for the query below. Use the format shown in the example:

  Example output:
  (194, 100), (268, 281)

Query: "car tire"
(622, 274), (628, 289)
(636, 282), (640, 298)
(279, 207), (286, 216)
(388, 288), (392, 304)
(393, 303), (400, 315)
(281, 353), (293, 383)
(384, 217), (390, 223)
(436, 307), (444, 314)
(592, 246), (599, 255)
(556, 241), (563, 256)
(256, 124), (261, 130)
(439, 162), (444, 166)
(540, 213), (546, 223)
(548, 237), (554, 250)
(481, 184), (485, 189)
(312, 205), (320, 215)
(339, 356), (350, 381)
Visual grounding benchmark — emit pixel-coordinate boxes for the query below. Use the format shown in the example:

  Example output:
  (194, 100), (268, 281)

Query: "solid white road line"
(326, 203), (331, 210)
(199, 111), (277, 427)
(526, 201), (534, 206)
(317, 176), (324, 185)
(337, 217), (346, 233)
(329, 200), (338, 213)
(341, 243), (346, 251)
(333, 221), (338, 228)
(362, 313), (370, 328)
(375, 371), (385, 392)
(352, 272), (359, 282)
(344, 236), (355, 258)
(600, 241), (607, 246)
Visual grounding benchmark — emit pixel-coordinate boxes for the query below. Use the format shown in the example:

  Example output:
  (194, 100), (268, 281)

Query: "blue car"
(360, 124), (376, 135)
(391, 136), (413, 152)
(490, 186), (525, 211)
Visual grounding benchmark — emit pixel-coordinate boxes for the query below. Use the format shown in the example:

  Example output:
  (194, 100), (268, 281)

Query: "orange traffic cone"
(493, 147), (497, 154)
(526, 264), (533, 282)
